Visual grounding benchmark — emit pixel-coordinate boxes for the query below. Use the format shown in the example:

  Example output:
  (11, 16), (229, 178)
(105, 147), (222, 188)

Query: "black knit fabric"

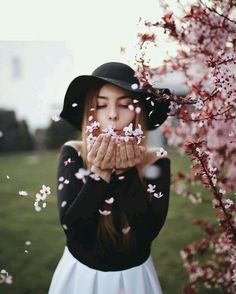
(56, 144), (171, 272)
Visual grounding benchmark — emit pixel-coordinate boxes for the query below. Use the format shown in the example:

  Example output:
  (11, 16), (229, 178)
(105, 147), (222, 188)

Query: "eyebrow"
(97, 95), (134, 100)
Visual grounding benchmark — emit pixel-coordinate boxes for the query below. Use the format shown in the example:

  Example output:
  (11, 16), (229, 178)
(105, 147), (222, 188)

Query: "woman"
(48, 61), (171, 294)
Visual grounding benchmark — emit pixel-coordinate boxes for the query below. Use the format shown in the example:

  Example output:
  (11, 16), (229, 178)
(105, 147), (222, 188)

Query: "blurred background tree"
(0, 108), (80, 153)
(0, 108), (34, 152)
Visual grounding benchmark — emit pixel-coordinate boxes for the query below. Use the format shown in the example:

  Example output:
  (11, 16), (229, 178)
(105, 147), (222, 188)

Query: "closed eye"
(96, 105), (130, 109)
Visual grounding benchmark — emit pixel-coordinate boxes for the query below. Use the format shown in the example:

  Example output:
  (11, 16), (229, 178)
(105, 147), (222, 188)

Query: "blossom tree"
(134, 0), (236, 293)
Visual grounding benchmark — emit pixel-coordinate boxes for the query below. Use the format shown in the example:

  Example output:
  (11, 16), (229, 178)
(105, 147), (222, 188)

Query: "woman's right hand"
(87, 133), (116, 170)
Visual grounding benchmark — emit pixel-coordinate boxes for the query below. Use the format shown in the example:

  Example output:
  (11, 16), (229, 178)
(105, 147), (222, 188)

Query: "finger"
(115, 144), (121, 169)
(103, 136), (116, 162)
(133, 141), (141, 156)
(139, 146), (146, 164)
(87, 134), (103, 161)
(96, 134), (111, 162)
(139, 146), (145, 162)
(111, 147), (116, 168)
(125, 137), (135, 167)
(133, 141), (142, 164)
(89, 134), (103, 153)
(119, 139), (127, 164)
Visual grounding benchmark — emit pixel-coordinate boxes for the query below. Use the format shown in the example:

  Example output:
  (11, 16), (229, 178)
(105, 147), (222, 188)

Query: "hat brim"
(60, 75), (171, 131)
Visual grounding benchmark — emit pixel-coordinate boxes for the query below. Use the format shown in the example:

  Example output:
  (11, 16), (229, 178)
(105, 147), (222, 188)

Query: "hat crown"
(92, 62), (139, 85)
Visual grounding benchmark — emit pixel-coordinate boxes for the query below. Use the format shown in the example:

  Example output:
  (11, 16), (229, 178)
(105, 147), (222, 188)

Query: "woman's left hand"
(115, 137), (145, 173)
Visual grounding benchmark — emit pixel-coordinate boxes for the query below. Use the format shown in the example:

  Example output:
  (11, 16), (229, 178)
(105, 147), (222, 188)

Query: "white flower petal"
(61, 201), (67, 207)
(98, 209), (111, 216)
(122, 226), (131, 234)
(35, 206), (42, 212)
(156, 148), (168, 157)
(128, 104), (134, 111)
(149, 110), (154, 116)
(19, 191), (28, 196)
(58, 183), (64, 190)
(131, 83), (138, 90)
(105, 197), (114, 204)
(144, 165), (160, 179)
(62, 224), (68, 230)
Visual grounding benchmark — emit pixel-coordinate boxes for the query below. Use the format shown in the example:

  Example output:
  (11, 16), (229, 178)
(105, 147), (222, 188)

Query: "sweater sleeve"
(56, 145), (110, 232)
(113, 157), (171, 243)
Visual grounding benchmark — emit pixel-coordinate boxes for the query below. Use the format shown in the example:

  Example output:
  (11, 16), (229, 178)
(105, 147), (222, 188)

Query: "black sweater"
(56, 144), (171, 272)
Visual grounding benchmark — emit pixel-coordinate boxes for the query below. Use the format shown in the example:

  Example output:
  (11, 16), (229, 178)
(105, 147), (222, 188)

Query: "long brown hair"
(79, 80), (152, 255)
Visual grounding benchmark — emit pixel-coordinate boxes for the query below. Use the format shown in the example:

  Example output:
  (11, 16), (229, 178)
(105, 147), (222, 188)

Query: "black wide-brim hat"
(60, 62), (171, 131)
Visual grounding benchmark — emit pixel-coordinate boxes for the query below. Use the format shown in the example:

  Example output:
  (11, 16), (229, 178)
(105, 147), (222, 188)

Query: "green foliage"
(0, 109), (34, 152)
(0, 147), (216, 293)
(45, 119), (80, 149)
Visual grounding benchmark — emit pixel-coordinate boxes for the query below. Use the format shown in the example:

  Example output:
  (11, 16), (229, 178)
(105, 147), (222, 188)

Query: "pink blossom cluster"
(179, 219), (236, 294)
(86, 121), (146, 149)
(74, 167), (100, 183)
(58, 176), (70, 190)
(147, 184), (164, 198)
(135, 0), (236, 292)
(0, 269), (13, 284)
(34, 184), (51, 212)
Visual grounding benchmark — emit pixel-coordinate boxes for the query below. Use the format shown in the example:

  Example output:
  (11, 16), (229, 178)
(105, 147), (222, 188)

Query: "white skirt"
(48, 246), (163, 294)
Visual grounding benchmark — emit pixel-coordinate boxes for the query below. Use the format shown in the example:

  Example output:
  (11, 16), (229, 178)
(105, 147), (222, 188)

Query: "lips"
(114, 129), (122, 134)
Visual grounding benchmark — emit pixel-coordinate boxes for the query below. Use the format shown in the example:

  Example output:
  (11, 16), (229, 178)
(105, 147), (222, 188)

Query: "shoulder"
(63, 140), (82, 153)
(145, 147), (170, 166)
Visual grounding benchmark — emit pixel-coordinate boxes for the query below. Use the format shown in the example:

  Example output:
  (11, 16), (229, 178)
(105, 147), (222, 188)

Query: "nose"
(108, 107), (118, 120)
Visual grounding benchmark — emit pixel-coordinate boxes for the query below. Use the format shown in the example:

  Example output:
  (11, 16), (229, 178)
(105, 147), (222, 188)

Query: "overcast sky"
(0, 0), (189, 133)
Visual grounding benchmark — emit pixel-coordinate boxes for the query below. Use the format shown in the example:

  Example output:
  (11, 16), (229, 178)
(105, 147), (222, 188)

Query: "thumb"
(87, 144), (92, 151)
(139, 146), (145, 152)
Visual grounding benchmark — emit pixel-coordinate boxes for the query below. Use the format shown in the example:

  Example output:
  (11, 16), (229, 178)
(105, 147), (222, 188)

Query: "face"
(95, 83), (136, 134)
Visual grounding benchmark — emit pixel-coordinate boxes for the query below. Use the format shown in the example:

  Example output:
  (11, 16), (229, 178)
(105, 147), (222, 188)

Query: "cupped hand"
(115, 137), (145, 172)
(87, 134), (116, 170)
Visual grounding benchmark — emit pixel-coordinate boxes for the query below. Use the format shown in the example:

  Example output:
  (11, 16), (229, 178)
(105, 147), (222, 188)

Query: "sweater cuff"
(113, 166), (138, 181)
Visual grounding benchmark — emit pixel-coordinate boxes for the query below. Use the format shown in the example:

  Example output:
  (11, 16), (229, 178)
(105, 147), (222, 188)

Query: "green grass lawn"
(0, 147), (220, 294)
